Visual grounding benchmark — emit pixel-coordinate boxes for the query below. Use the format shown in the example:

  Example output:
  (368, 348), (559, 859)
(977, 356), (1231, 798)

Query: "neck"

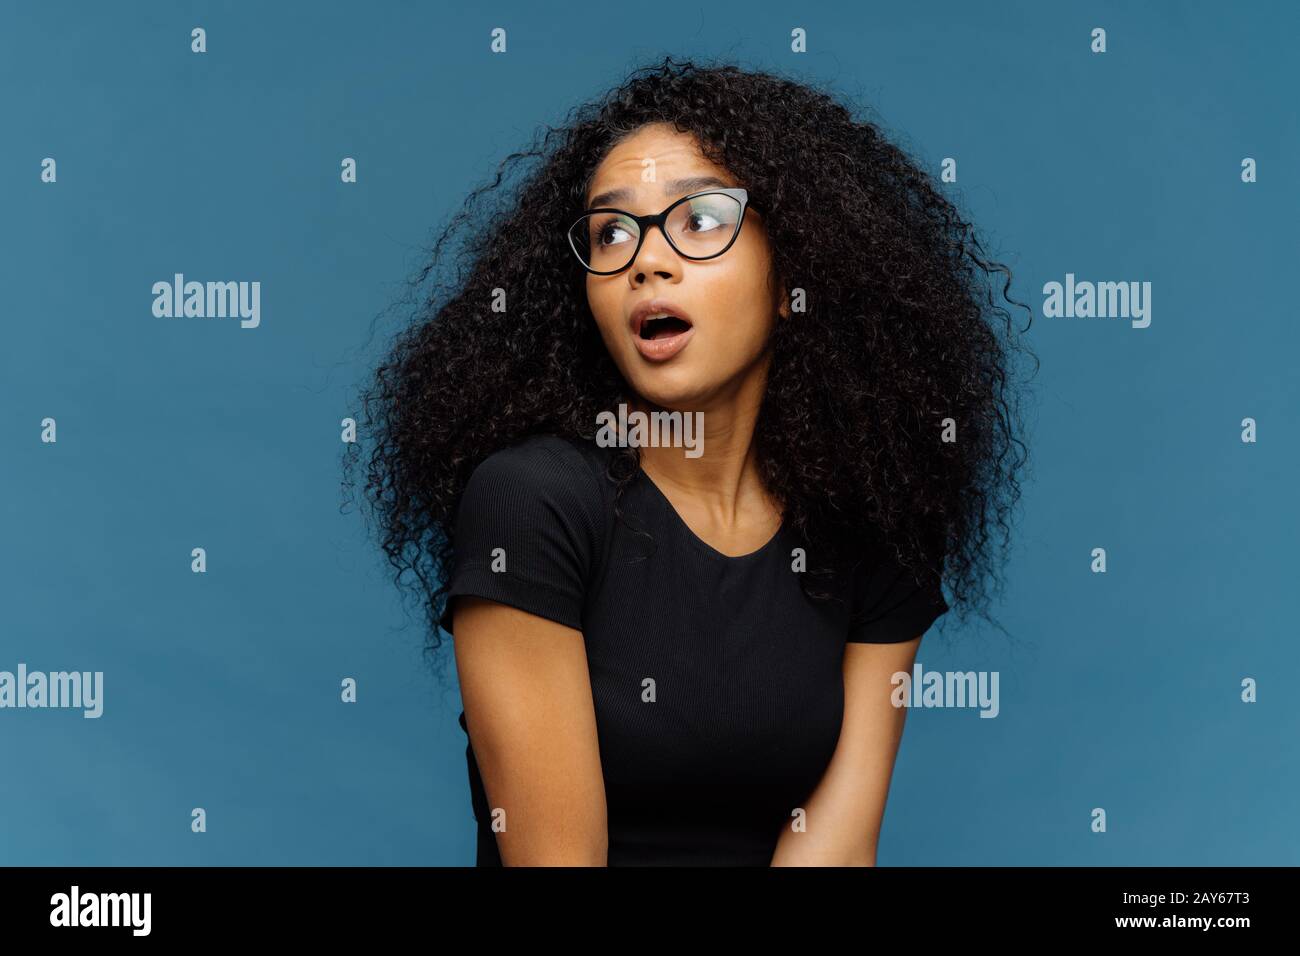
(629, 360), (775, 529)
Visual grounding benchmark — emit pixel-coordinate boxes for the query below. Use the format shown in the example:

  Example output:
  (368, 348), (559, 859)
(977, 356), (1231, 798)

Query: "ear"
(777, 286), (792, 320)
(770, 273), (791, 321)
(768, 265), (792, 321)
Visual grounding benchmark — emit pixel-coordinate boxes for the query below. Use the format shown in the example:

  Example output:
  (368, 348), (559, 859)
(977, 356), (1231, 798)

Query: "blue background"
(2, 0), (1297, 865)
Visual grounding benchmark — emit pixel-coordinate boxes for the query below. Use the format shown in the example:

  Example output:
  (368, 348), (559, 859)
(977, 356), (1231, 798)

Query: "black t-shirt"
(438, 433), (949, 866)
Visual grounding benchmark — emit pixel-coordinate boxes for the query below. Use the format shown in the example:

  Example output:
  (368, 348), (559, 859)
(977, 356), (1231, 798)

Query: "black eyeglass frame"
(566, 187), (760, 276)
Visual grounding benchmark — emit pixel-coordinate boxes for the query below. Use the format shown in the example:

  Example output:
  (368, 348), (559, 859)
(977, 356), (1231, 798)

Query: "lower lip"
(632, 324), (694, 362)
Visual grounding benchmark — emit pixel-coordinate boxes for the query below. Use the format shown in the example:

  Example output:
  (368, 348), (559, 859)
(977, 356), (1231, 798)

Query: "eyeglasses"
(566, 187), (758, 275)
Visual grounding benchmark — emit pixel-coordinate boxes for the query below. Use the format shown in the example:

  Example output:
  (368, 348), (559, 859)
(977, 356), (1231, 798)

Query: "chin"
(625, 365), (714, 411)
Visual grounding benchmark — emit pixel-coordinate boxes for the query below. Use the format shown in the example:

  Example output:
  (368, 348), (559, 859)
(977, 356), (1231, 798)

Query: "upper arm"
(439, 438), (610, 865)
(770, 635), (922, 866)
(452, 596), (608, 866)
(771, 539), (947, 865)
(833, 636), (924, 851)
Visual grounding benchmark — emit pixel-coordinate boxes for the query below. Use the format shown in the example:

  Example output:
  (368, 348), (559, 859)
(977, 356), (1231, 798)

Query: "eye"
(598, 224), (631, 245)
(684, 210), (723, 233)
(677, 194), (737, 235)
(593, 216), (636, 247)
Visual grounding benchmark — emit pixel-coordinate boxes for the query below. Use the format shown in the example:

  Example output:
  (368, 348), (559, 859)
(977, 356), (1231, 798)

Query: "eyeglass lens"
(570, 192), (743, 272)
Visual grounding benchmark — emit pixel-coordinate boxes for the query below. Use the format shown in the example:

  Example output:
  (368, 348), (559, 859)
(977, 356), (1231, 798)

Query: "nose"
(627, 221), (678, 282)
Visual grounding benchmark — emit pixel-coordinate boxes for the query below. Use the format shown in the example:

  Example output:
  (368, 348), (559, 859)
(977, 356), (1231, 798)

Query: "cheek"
(712, 257), (776, 348)
(586, 281), (620, 339)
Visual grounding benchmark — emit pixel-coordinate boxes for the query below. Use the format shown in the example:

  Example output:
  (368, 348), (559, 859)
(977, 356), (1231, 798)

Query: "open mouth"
(639, 315), (693, 340)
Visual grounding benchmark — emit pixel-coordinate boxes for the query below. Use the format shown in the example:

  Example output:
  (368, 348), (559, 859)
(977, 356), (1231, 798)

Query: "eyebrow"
(587, 175), (731, 210)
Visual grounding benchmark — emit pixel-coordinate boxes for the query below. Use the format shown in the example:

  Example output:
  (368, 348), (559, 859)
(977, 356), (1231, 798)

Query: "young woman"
(351, 57), (1034, 866)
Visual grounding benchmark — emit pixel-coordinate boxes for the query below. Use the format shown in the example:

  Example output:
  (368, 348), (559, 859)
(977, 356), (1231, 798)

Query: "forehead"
(585, 124), (735, 209)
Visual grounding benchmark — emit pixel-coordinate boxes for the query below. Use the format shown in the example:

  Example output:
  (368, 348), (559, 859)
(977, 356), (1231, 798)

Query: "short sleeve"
(437, 436), (604, 635)
(846, 543), (950, 644)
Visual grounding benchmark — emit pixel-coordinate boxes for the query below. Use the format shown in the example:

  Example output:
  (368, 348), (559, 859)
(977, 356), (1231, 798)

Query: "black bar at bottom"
(0, 865), (1286, 939)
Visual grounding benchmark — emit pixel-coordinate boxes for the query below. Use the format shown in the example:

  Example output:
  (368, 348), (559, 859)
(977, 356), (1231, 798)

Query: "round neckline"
(635, 466), (787, 562)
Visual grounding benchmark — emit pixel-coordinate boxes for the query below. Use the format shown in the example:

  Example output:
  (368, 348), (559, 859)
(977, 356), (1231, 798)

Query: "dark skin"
(453, 123), (923, 866)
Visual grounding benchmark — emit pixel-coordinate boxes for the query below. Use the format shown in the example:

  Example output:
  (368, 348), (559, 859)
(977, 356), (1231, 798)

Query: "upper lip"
(629, 298), (694, 337)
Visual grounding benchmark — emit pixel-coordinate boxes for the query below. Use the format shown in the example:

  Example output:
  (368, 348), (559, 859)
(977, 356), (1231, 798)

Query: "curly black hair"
(342, 55), (1038, 678)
